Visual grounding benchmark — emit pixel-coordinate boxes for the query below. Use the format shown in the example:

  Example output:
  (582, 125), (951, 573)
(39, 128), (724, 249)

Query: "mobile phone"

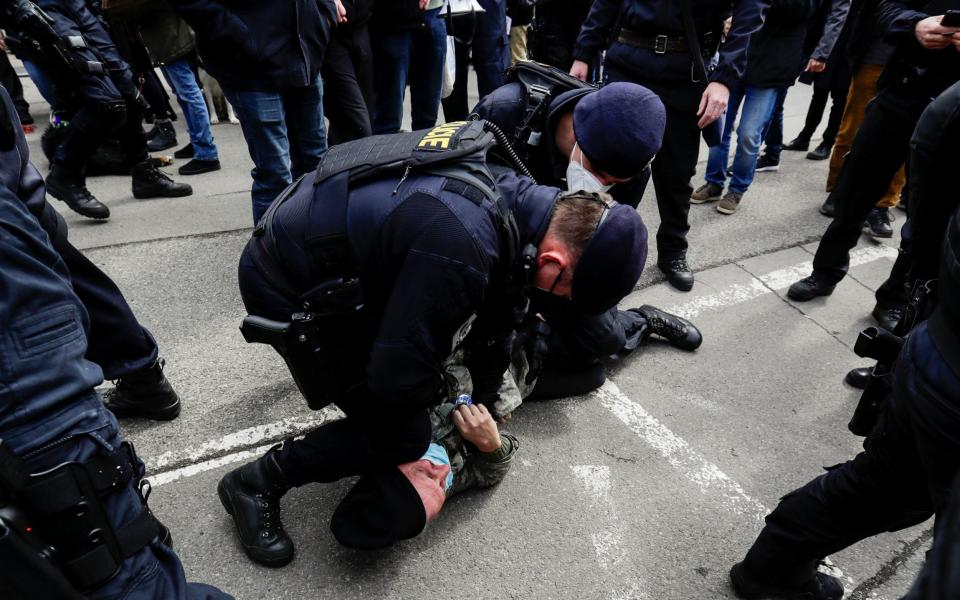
(941, 9), (960, 28)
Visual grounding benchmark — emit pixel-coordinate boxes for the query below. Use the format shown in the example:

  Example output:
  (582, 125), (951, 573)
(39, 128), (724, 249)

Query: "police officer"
(1, 0), (192, 220)
(473, 78), (702, 398)
(216, 121), (649, 564)
(0, 169), (229, 597)
(0, 82), (182, 420)
(569, 0), (768, 291)
(728, 84), (960, 600)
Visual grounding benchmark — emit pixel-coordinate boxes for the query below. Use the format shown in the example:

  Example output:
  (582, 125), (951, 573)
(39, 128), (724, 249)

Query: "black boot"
(218, 446), (294, 567)
(819, 195), (836, 217)
(102, 358), (181, 420)
(806, 141), (832, 161)
(45, 164), (110, 219)
(787, 273), (837, 301)
(146, 119), (177, 152)
(131, 160), (192, 199)
(630, 305), (703, 351)
(658, 256), (695, 292)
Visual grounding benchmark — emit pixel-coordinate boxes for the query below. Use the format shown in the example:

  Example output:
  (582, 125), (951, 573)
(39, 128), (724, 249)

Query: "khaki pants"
(827, 63), (905, 208)
(510, 25), (528, 65)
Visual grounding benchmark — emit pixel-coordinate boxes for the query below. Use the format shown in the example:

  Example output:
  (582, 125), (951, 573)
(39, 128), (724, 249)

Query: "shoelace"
(647, 314), (686, 338)
(667, 258), (690, 272)
(255, 491), (283, 537)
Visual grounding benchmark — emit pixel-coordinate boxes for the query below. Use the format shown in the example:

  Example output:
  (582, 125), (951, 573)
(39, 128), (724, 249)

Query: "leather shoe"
(218, 446), (294, 567)
(131, 160), (192, 199)
(783, 136), (810, 152)
(872, 303), (904, 332)
(631, 305), (702, 351)
(730, 562), (843, 600)
(787, 273), (836, 301)
(864, 207), (893, 239)
(844, 366), (872, 389)
(658, 257), (694, 292)
(102, 358), (181, 420)
(178, 158), (221, 176)
(806, 141), (832, 161)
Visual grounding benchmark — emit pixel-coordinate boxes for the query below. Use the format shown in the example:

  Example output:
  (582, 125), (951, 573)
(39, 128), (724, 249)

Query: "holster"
(0, 438), (164, 594)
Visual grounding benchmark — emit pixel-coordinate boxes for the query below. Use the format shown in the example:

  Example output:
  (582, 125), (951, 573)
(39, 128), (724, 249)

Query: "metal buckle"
(654, 35), (668, 54)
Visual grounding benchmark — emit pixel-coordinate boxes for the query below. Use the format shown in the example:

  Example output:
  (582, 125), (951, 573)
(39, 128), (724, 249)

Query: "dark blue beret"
(573, 82), (666, 179)
(330, 467), (426, 549)
(572, 201), (648, 315)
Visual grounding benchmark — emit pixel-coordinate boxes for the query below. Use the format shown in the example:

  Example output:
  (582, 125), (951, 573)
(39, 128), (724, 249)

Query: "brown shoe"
(717, 191), (743, 215)
(691, 182), (723, 204)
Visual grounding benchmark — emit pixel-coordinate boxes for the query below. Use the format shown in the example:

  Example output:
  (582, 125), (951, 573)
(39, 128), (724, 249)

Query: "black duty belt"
(616, 28), (713, 55)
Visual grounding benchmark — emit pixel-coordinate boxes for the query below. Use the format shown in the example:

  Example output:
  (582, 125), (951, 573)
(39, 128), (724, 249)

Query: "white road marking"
(571, 464), (648, 600)
(670, 245), (898, 320)
(151, 443), (277, 487)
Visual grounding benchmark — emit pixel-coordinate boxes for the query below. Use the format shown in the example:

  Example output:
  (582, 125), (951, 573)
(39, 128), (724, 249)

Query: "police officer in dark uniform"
(0, 82), (182, 420)
(0, 0), (192, 220)
(569, 0), (768, 291)
(0, 143), (230, 598)
(473, 77), (703, 398)
(216, 121), (650, 565)
(728, 82), (960, 600)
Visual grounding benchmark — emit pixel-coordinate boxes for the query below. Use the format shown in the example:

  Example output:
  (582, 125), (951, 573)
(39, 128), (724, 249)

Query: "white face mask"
(566, 142), (613, 193)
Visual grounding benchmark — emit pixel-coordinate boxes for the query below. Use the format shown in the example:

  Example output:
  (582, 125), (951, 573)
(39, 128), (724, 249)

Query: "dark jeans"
(797, 84), (847, 146)
(741, 323), (960, 585)
(761, 87), (790, 160)
(237, 251), (432, 488)
(0, 50), (30, 119)
(441, 0), (509, 121)
(607, 64), (701, 259)
(813, 98), (918, 283)
(223, 76), (327, 223)
(322, 23), (374, 146)
(39, 203), (158, 379)
(371, 8), (447, 133)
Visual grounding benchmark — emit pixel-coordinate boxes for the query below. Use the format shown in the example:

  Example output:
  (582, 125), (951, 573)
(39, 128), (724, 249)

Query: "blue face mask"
(421, 443), (454, 492)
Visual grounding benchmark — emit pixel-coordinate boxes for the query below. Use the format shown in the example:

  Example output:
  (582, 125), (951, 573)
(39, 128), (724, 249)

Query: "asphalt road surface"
(17, 69), (930, 599)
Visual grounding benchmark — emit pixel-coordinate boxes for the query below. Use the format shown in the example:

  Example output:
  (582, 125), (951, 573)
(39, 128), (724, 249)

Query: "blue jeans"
(223, 76), (327, 223)
(706, 85), (779, 194)
(161, 58), (218, 161)
(761, 87), (790, 160)
(371, 7), (447, 133)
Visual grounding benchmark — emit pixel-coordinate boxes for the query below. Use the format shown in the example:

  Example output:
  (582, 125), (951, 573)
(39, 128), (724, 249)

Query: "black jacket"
(370, 0), (425, 30)
(745, 0), (818, 88)
(171, 0), (337, 91)
(572, 0), (770, 91)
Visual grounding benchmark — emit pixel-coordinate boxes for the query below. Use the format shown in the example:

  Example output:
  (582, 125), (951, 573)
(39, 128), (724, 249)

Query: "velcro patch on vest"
(417, 121), (469, 151)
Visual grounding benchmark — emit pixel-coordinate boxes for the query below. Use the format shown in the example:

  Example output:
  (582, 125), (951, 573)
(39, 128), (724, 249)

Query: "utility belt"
(0, 438), (164, 596)
(616, 28), (715, 57)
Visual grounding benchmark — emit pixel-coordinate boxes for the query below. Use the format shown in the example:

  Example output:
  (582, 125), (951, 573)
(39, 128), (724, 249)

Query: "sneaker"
(717, 190), (743, 215)
(754, 154), (780, 172)
(173, 143), (195, 159)
(691, 182), (723, 204)
(729, 562), (843, 600)
(178, 158), (221, 176)
(864, 207), (893, 239)
(101, 358), (181, 420)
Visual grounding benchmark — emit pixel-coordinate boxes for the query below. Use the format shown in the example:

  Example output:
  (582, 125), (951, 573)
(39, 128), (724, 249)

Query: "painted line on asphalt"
(594, 380), (859, 593)
(670, 244), (897, 320)
(571, 465), (648, 600)
(151, 443), (277, 488)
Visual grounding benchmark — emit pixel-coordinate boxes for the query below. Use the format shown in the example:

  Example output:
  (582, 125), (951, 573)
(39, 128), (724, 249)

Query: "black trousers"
(741, 324), (960, 584)
(37, 203), (158, 379)
(322, 24), (374, 146)
(813, 98), (920, 283)
(606, 64), (701, 259)
(237, 251), (432, 488)
(0, 51), (30, 119)
(798, 84), (848, 146)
